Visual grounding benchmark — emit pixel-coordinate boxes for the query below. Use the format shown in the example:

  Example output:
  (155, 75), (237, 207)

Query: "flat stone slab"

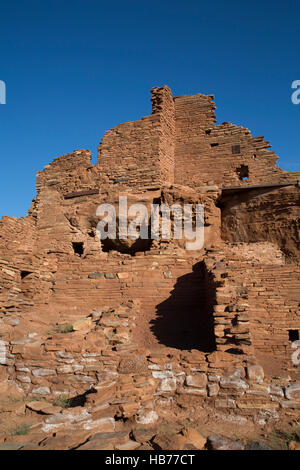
(0, 442), (26, 450)
(207, 435), (245, 450)
(26, 401), (62, 415)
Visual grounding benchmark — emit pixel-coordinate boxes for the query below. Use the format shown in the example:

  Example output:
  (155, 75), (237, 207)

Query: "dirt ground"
(0, 386), (299, 451)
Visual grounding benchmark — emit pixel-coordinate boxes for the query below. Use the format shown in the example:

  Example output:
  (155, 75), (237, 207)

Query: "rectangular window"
(289, 330), (299, 341)
(72, 242), (84, 256)
(236, 165), (249, 181)
(21, 271), (32, 280)
(232, 145), (241, 154)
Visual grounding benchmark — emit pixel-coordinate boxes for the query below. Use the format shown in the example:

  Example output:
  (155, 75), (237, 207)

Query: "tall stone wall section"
(98, 86), (175, 191)
(220, 184), (300, 260)
(0, 85), (299, 435)
(174, 100), (300, 188)
(205, 244), (300, 379)
(174, 93), (216, 187)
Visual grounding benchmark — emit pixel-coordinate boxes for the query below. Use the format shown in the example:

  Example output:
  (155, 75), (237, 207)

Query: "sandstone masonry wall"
(98, 86), (175, 191)
(220, 185), (300, 260)
(0, 85), (299, 434)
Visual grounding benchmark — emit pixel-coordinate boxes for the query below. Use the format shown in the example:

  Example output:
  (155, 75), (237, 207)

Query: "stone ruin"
(0, 85), (299, 450)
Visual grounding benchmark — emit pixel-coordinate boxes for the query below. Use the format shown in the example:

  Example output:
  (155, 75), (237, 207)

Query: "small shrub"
(280, 427), (300, 443)
(28, 396), (48, 403)
(294, 427), (300, 441)
(267, 427), (300, 450)
(54, 395), (71, 409)
(45, 329), (55, 336)
(56, 324), (73, 334)
(107, 331), (116, 340)
(158, 423), (177, 436)
(10, 424), (31, 436)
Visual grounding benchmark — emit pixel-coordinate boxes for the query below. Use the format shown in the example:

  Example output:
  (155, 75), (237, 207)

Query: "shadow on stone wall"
(150, 261), (216, 352)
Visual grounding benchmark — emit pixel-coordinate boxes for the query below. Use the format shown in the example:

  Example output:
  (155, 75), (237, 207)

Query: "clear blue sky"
(0, 0), (299, 217)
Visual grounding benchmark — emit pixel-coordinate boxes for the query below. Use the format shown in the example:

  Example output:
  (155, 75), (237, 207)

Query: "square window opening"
(232, 145), (241, 154)
(72, 242), (84, 256)
(289, 330), (299, 341)
(236, 165), (249, 181)
(21, 271), (32, 280)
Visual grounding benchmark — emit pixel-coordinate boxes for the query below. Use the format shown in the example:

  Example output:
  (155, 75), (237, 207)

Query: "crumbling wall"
(0, 84), (299, 431)
(174, 93), (216, 187)
(2, 301), (300, 432)
(220, 185), (300, 261)
(36, 150), (100, 197)
(0, 216), (37, 314)
(151, 86), (175, 183)
(205, 244), (300, 380)
(98, 86), (175, 191)
(174, 107), (300, 188)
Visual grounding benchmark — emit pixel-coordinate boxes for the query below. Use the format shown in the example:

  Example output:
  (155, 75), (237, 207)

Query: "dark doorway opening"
(72, 242), (84, 256)
(101, 237), (153, 255)
(21, 271), (32, 280)
(289, 329), (299, 342)
(150, 262), (217, 352)
(232, 145), (241, 154)
(236, 165), (249, 181)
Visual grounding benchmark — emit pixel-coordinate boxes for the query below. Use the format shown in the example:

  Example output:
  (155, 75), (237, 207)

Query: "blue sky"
(0, 0), (299, 217)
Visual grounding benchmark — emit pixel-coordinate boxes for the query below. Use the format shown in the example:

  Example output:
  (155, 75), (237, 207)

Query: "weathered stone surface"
(157, 378), (177, 393)
(220, 377), (249, 390)
(131, 427), (157, 443)
(117, 272), (129, 279)
(135, 409), (158, 425)
(16, 375), (31, 383)
(289, 441), (300, 451)
(245, 441), (273, 451)
(77, 431), (128, 450)
(21, 444), (44, 450)
(280, 400), (300, 409)
(284, 384), (300, 401)
(185, 374), (207, 388)
(0, 442), (27, 450)
(0, 84), (299, 451)
(182, 427), (206, 449)
(26, 401), (62, 415)
(32, 368), (56, 377)
(104, 273), (117, 279)
(269, 385), (284, 398)
(177, 386), (207, 396)
(237, 399), (279, 410)
(40, 430), (91, 450)
(31, 386), (51, 395)
(207, 435), (245, 450)
(207, 383), (219, 397)
(246, 365), (264, 383)
(215, 398), (236, 409)
(73, 317), (92, 331)
(115, 440), (140, 451)
(88, 272), (104, 279)
(82, 417), (115, 432)
(152, 433), (187, 450)
(118, 356), (147, 374)
(44, 408), (90, 426)
(76, 436), (114, 450)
